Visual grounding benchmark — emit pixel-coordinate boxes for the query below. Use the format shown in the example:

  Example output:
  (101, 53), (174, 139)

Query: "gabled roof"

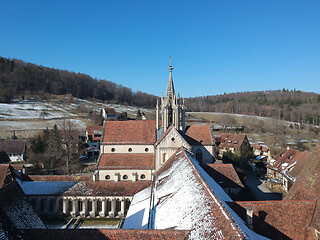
(228, 200), (319, 240)
(102, 120), (156, 145)
(218, 133), (246, 149)
(104, 107), (117, 115)
(98, 153), (155, 170)
(202, 164), (244, 188)
(155, 126), (191, 149)
(0, 181), (46, 229)
(184, 125), (213, 145)
(62, 181), (151, 197)
(151, 147), (264, 239)
(86, 126), (103, 140)
(0, 140), (25, 154)
(22, 229), (190, 240)
(285, 146), (320, 201)
(269, 148), (312, 180)
(253, 144), (269, 152)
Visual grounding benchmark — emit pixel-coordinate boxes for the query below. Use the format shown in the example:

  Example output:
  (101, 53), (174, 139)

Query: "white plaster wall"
(101, 144), (154, 154)
(98, 169), (153, 181)
(155, 129), (191, 170)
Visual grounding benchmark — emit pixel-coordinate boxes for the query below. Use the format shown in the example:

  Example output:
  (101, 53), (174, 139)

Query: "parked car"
(80, 155), (88, 160)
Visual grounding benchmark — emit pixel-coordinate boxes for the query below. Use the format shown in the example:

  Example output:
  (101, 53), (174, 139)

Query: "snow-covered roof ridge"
(152, 147), (268, 240)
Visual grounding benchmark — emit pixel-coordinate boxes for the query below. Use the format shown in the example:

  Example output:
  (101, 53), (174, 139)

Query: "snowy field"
(0, 99), (154, 138)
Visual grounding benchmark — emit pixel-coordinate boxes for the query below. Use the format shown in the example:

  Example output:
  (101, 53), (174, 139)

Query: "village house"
(0, 140), (26, 162)
(215, 133), (251, 158)
(267, 147), (312, 191)
(253, 143), (271, 161)
(101, 107), (118, 120)
(85, 125), (103, 148)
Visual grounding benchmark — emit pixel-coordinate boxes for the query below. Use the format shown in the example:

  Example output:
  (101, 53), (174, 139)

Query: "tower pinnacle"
(166, 56), (175, 99)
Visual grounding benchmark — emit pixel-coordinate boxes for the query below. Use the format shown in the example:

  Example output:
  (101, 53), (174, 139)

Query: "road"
(245, 172), (282, 201)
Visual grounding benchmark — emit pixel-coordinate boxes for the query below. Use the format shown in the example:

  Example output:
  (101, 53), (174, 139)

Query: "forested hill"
(0, 57), (157, 107)
(185, 90), (320, 126)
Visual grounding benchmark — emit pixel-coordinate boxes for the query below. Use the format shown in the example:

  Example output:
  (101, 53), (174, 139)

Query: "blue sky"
(0, 1), (319, 98)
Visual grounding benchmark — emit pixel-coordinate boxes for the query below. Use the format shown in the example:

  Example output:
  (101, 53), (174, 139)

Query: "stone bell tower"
(156, 57), (185, 136)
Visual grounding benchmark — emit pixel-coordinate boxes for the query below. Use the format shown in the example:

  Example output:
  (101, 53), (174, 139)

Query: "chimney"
(246, 206), (253, 230)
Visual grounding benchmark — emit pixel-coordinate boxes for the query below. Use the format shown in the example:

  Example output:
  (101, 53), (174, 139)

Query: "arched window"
(162, 153), (166, 164)
(196, 149), (203, 164)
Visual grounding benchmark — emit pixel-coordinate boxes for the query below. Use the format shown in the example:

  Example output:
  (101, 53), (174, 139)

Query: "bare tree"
(58, 120), (80, 174)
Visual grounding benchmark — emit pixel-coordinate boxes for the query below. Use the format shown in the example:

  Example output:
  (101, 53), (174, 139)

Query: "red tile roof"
(23, 229), (190, 240)
(218, 133), (246, 149)
(285, 146), (320, 202)
(228, 200), (319, 240)
(0, 164), (9, 188)
(269, 148), (312, 179)
(185, 125), (213, 145)
(98, 153), (155, 169)
(104, 107), (117, 115)
(0, 140), (25, 154)
(102, 120), (156, 145)
(202, 164), (244, 188)
(86, 125), (103, 141)
(253, 143), (269, 152)
(62, 181), (151, 196)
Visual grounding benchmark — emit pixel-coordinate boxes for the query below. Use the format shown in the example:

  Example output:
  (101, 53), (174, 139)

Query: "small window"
(105, 175), (111, 180)
(145, 148), (149, 152)
(140, 174), (146, 179)
(128, 148), (132, 152)
(123, 175), (128, 180)
(111, 148), (115, 152)
(171, 137), (175, 141)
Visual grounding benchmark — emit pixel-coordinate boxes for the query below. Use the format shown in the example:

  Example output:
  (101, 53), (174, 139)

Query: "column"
(109, 198), (116, 217)
(100, 198), (106, 217)
(71, 198), (78, 217)
(63, 198), (68, 215)
(119, 198), (125, 217)
(90, 198), (97, 218)
(81, 198), (88, 217)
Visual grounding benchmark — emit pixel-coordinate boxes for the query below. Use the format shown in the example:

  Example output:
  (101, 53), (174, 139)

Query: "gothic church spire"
(166, 56), (175, 99)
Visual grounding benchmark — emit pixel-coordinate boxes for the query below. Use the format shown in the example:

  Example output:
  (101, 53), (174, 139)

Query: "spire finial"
(168, 56), (174, 72)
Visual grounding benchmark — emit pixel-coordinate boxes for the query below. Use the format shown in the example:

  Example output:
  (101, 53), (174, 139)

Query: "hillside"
(0, 57), (157, 108)
(185, 90), (320, 127)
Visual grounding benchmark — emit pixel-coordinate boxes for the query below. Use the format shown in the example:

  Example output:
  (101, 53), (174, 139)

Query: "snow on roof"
(19, 181), (77, 195)
(123, 187), (151, 229)
(0, 181), (46, 229)
(150, 147), (268, 240)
